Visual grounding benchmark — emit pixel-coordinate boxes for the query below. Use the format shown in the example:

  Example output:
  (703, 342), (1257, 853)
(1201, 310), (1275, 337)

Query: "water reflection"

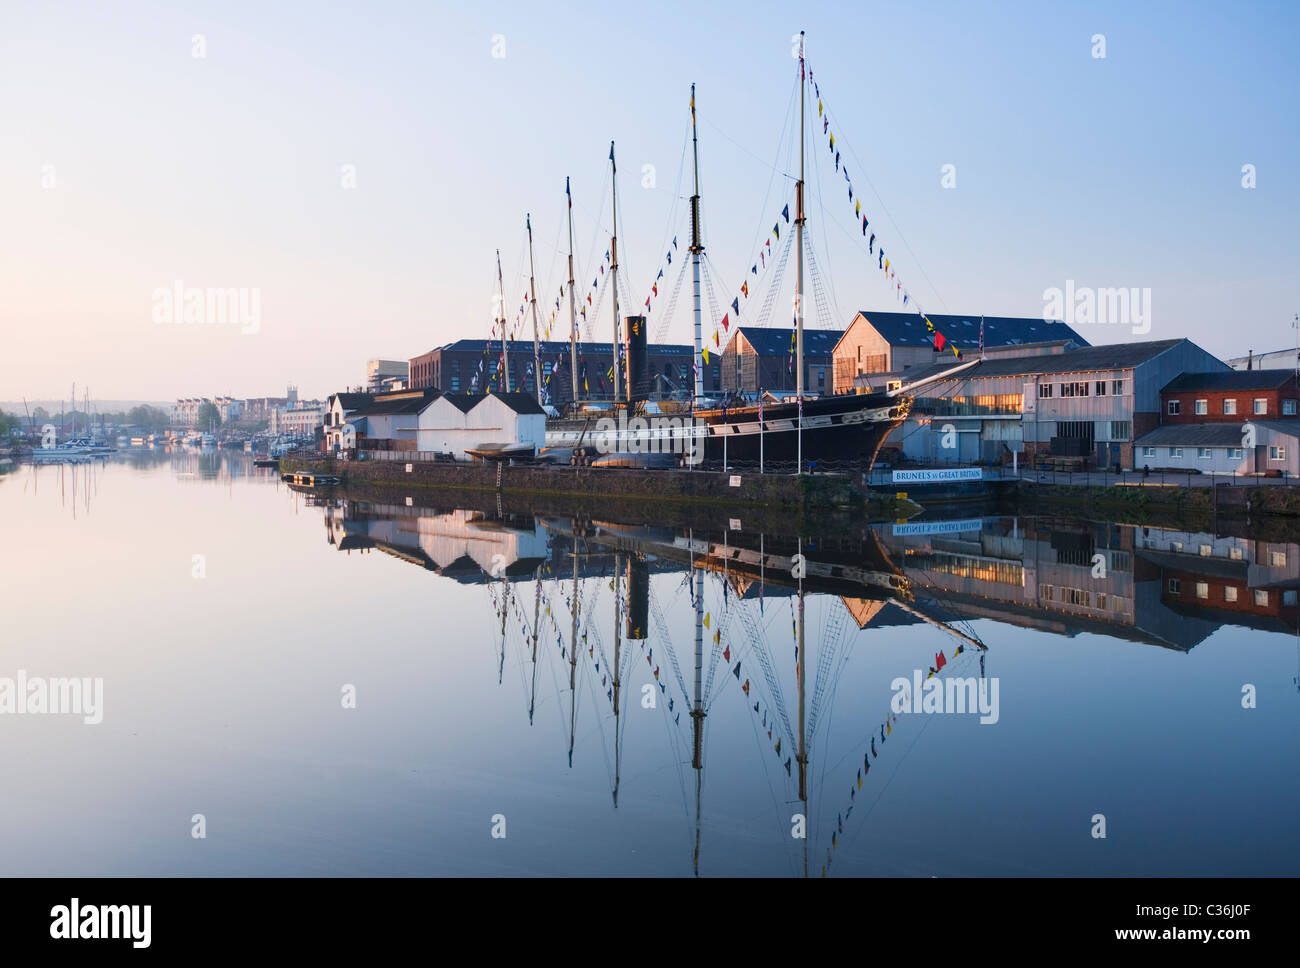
(307, 490), (1300, 875)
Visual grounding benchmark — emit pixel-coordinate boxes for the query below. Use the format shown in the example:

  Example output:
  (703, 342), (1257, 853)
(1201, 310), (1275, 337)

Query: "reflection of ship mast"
(690, 533), (705, 876)
(796, 537), (808, 878)
(569, 535), (580, 766)
(612, 550), (623, 807)
(529, 563), (541, 725)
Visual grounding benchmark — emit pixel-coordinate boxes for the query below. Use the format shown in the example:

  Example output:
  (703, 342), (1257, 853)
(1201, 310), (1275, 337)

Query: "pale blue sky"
(2, 0), (1296, 400)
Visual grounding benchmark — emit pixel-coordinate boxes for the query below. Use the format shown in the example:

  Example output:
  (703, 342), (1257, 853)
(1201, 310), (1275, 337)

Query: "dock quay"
(279, 455), (906, 514)
(282, 470), (343, 488)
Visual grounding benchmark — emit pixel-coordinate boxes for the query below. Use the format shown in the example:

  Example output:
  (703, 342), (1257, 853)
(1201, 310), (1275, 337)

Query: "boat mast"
(689, 84), (705, 402)
(609, 142), (622, 403)
(566, 177), (580, 406)
(527, 214), (544, 405)
(496, 249), (511, 393)
(795, 31), (806, 472)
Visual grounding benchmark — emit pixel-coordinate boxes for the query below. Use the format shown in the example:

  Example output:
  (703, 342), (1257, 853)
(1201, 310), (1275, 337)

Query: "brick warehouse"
(410, 339), (720, 401)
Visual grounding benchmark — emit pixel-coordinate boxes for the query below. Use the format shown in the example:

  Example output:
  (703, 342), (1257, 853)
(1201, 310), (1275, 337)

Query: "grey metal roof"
(422, 338), (696, 356)
(899, 339), (1190, 386)
(854, 311), (1088, 349)
(1162, 370), (1296, 393)
(731, 327), (844, 356)
(1135, 420), (1300, 446)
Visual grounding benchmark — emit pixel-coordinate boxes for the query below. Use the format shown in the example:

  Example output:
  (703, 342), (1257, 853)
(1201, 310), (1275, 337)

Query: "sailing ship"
(531, 36), (973, 469)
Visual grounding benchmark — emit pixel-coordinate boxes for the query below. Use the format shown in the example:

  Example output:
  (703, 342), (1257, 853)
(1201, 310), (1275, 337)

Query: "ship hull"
(546, 393), (909, 469)
(693, 394), (907, 466)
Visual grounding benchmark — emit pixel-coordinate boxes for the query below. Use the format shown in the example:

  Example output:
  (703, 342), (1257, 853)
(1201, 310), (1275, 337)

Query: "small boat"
(253, 457), (279, 468)
(465, 442), (537, 462)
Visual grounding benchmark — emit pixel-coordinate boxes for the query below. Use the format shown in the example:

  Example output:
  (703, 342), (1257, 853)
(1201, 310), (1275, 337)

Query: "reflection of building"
(1134, 528), (1300, 632)
(872, 515), (1300, 649)
(324, 502), (549, 579)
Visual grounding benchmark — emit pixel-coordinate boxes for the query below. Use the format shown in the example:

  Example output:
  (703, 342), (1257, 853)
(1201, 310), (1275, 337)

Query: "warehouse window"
(1095, 380), (1106, 396)
(1194, 399), (1208, 415)
(1038, 383), (1053, 398)
(1223, 398), (1237, 415)
(1111, 421), (1130, 441)
(1112, 380), (1124, 395)
(1255, 589), (1269, 606)
(1169, 447), (1183, 458)
(1168, 400), (1181, 415)
(1229, 447), (1243, 459)
(1285, 400), (1297, 415)
(1255, 398), (1268, 414)
(1198, 447), (1212, 459)
(1270, 445), (1286, 460)
(1168, 578), (1181, 594)
(1224, 586), (1238, 603)
(1142, 446), (1155, 458)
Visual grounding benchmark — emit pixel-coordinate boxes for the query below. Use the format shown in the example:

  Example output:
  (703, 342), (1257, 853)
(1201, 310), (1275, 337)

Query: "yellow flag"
(703, 612), (711, 629)
(702, 346), (710, 365)
(855, 199), (860, 216)
(818, 99), (823, 116)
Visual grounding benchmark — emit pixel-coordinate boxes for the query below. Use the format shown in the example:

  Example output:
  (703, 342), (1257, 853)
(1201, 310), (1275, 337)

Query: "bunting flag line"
(812, 59), (964, 362)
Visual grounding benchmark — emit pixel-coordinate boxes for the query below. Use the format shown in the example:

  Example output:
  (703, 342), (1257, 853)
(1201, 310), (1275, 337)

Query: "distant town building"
(367, 360), (410, 394)
(270, 399), (326, 437)
(1228, 348), (1300, 372)
(832, 312), (1087, 393)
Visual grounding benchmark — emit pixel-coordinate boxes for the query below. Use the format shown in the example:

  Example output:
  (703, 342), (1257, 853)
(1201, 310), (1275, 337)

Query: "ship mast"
(609, 142), (622, 403)
(527, 215), (544, 405)
(566, 177), (580, 406)
(795, 30), (806, 473)
(689, 85), (705, 402)
(496, 249), (511, 393)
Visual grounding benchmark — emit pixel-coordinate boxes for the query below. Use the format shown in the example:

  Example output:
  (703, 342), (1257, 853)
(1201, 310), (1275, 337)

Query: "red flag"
(934, 331), (946, 352)
(721, 313), (730, 332)
(723, 645), (731, 662)
(935, 651), (947, 671)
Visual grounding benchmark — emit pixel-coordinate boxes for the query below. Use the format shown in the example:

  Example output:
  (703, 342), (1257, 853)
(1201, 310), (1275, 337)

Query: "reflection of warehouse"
(323, 504), (549, 580)
(1132, 528), (1300, 632)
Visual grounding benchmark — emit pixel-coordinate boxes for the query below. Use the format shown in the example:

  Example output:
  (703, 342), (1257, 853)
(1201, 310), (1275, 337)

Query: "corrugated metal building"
(882, 338), (1229, 469)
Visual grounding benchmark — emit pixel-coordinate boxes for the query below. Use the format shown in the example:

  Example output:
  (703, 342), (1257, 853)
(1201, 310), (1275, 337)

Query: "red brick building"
(1160, 370), (1299, 423)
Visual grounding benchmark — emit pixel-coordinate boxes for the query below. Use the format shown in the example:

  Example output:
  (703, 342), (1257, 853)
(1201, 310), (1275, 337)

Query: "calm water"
(2, 451), (1298, 876)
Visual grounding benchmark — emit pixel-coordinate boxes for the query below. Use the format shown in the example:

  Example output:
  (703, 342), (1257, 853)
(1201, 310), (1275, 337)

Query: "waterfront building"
(324, 392), (374, 450)
(877, 338), (1227, 469)
(409, 339), (718, 401)
(719, 327), (841, 396)
(414, 392), (546, 459)
(1132, 422), (1300, 476)
(1159, 370), (1300, 422)
(831, 312), (1086, 394)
